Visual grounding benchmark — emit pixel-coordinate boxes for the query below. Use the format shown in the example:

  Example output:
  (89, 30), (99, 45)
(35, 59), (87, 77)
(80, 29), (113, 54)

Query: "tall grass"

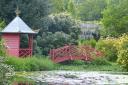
(5, 56), (55, 71)
(4, 56), (121, 72)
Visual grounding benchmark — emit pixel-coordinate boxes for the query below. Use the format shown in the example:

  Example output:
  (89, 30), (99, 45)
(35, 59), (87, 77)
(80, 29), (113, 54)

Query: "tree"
(34, 13), (81, 55)
(39, 13), (80, 40)
(52, 0), (78, 18)
(0, 0), (52, 29)
(34, 32), (71, 55)
(102, 0), (128, 37)
(0, 18), (5, 31)
(78, 0), (107, 21)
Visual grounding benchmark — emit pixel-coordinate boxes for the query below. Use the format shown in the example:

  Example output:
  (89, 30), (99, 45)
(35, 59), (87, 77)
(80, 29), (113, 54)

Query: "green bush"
(5, 56), (55, 71)
(72, 60), (85, 65)
(0, 40), (14, 84)
(90, 57), (111, 65)
(117, 49), (128, 71)
(96, 39), (117, 62)
(59, 60), (86, 66)
(95, 34), (128, 71)
(0, 57), (14, 84)
(35, 13), (81, 55)
(115, 34), (128, 71)
(0, 40), (6, 56)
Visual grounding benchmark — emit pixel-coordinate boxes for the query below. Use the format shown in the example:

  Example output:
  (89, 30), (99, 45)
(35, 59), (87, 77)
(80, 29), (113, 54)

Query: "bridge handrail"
(49, 45), (103, 63)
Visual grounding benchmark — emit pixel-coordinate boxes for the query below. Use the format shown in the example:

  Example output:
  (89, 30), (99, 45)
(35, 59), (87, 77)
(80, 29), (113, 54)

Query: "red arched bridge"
(49, 45), (103, 63)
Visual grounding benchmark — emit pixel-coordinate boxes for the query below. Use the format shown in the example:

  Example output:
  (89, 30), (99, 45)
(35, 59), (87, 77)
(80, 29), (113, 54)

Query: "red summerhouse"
(1, 16), (36, 57)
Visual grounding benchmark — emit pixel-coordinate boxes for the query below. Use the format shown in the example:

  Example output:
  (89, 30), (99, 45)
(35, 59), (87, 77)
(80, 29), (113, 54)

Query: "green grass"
(56, 63), (122, 72)
(5, 56), (55, 71)
(55, 59), (122, 72)
(4, 56), (123, 72)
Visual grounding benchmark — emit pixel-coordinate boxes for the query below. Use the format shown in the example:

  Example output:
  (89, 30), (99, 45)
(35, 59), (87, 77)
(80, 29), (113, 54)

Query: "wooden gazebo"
(1, 10), (36, 57)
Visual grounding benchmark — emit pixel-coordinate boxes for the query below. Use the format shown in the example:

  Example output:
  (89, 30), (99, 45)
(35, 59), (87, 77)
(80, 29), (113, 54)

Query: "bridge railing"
(49, 45), (103, 63)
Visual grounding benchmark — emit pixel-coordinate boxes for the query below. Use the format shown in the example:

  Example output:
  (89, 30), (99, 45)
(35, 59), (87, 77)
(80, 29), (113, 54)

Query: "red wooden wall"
(2, 33), (20, 57)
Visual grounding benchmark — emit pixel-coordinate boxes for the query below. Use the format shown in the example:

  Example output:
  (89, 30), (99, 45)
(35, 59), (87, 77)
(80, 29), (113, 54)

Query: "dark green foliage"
(20, 34), (29, 48)
(34, 32), (71, 55)
(40, 13), (80, 37)
(90, 57), (111, 65)
(5, 56), (55, 71)
(0, 0), (52, 29)
(34, 13), (81, 55)
(59, 60), (85, 65)
(59, 58), (110, 66)
(0, 18), (6, 30)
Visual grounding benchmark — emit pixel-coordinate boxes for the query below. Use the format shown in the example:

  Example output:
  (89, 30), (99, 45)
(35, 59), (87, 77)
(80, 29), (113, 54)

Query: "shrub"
(0, 40), (14, 84)
(114, 34), (128, 71)
(5, 56), (55, 71)
(114, 33), (128, 50)
(96, 38), (117, 62)
(117, 49), (128, 71)
(5, 57), (26, 71)
(90, 57), (111, 65)
(0, 57), (14, 84)
(35, 13), (81, 55)
(72, 60), (85, 65)
(0, 39), (6, 56)
(78, 39), (96, 47)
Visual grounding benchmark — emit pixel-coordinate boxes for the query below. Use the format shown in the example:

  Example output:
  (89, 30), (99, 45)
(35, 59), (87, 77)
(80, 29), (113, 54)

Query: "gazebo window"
(20, 34), (29, 48)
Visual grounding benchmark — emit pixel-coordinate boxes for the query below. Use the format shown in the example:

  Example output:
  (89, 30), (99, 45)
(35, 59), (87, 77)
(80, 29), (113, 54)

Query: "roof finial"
(15, 6), (21, 16)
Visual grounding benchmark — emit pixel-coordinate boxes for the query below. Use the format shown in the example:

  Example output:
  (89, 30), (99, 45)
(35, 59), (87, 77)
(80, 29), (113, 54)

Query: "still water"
(6, 76), (48, 85)
(12, 80), (48, 85)
(5, 71), (128, 85)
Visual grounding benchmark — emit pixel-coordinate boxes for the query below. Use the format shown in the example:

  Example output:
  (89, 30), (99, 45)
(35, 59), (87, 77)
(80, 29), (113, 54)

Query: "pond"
(8, 71), (128, 85)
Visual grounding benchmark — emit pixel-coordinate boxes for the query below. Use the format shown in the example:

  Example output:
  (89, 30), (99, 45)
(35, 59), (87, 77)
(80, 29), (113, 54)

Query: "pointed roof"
(1, 16), (36, 34)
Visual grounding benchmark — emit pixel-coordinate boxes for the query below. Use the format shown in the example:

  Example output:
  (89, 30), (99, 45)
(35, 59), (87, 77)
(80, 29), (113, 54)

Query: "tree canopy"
(0, 0), (52, 29)
(78, 0), (107, 21)
(34, 13), (81, 55)
(102, 0), (128, 37)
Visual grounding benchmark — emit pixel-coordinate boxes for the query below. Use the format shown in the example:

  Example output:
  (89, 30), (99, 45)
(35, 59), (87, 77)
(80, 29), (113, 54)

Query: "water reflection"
(13, 81), (35, 85)
(12, 81), (49, 85)
(10, 76), (35, 85)
(2, 76), (49, 85)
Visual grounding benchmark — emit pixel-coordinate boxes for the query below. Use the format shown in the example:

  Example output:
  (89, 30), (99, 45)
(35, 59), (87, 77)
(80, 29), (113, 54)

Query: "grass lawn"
(56, 63), (122, 72)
